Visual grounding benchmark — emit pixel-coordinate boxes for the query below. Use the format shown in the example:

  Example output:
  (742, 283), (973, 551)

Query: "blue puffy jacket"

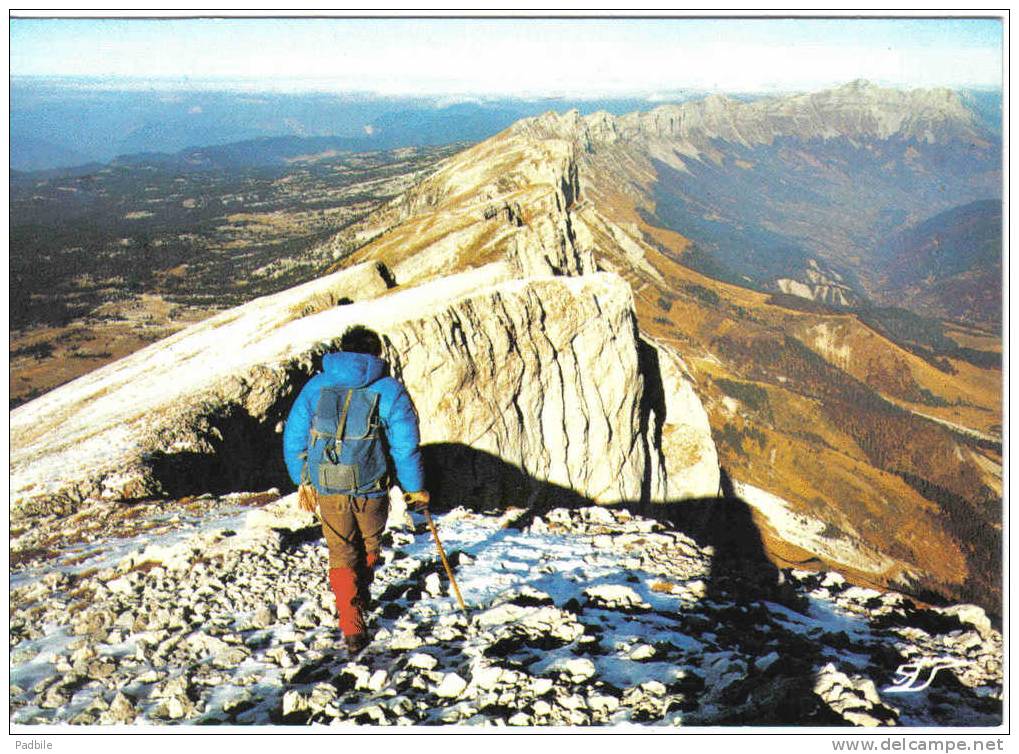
(282, 351), (425, 496)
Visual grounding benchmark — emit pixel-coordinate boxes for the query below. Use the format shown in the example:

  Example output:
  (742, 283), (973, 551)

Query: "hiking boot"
(345, 632), (370, 657)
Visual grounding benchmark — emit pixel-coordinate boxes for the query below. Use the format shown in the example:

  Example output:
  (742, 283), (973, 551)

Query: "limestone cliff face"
(10, 263), (718, 519)
(381, 276), (717, 509)
(644, 341), (720, 502)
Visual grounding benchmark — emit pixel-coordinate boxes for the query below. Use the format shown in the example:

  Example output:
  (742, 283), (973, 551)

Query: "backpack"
(305, 386), (390, 496)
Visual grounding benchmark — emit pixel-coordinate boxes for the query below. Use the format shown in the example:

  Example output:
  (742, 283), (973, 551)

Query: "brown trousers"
(318, 493), (390, 570)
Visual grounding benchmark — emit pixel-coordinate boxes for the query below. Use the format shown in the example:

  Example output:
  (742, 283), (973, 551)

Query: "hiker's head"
(340, 325), (383, 357)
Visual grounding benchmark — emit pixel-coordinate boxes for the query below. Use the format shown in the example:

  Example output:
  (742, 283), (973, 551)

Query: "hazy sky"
(10, 16), (1004, 96)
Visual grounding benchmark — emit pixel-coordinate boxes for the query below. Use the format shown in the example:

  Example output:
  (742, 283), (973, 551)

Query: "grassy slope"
(581, 144), (1001, 614)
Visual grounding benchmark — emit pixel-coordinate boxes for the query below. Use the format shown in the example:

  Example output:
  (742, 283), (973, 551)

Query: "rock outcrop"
(322, 129), (595, 285)
(10, 260), (718, 518)
(776, 260), (860, 307)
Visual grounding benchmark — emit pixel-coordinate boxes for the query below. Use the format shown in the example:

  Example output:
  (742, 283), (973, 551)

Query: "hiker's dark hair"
(340, 325), (383, 356)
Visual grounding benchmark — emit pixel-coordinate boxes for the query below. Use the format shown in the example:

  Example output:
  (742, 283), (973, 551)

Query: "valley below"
(10, 143), (461, 407)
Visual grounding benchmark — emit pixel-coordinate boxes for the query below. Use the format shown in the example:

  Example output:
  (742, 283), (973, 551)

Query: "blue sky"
(9, 16), (1004, 96)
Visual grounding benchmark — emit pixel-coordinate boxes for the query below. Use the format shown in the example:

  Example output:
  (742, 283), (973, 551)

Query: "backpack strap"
(331, 388), (355, 462)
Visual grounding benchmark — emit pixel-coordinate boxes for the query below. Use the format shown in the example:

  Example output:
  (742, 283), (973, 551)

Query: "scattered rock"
(813, 663), (898, 727)
(212, 647), (251, 669)
(86, 659), (116, 680)
(584, 584), (648, 610)
(100, 692), (137, 724)
(407, 653), (438, 671)
(106, 576), (135, 595)
(222, 689), (253, 713)
(582, 507), (617, 525)
(821, 572), (846, 590)
(7, 489), (1002, 729)
(281, 690), (309, 717)
(309, 683), (337, 712)
(251, 605), (274, 629)
(473, 665), (507, 690)
(940, 604), (994, 638)
(629, 644), (656, 661)
(559, 693), (586, 710)
(185, 631), (229, 657)
(368, 670), (389, 692)
(39, 685), (69, 709)
(683, 579), (708, 599)
(343, 664), (372, 690)
(161, 697), (193, 720)
(561, 658), (596, 682)
(390, 631), (424, 651)
(265, 646), (293, 667)
(588, 693), (620, 714)
(531, 678), (554, 696)
(424, 573), (443, 597)
(434, 673), (468, 699)
(10, 647), (37, 664)
(356, 703), (389, 724)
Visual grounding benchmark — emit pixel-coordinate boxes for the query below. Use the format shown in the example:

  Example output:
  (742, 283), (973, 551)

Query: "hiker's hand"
(404, 490), (430, 512)
(298, 484), (318, 513)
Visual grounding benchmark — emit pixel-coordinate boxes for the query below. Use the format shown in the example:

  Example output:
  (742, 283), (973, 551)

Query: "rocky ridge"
(322, 128), (593, 285)
(500, 80), (996, 313)
(426, 83), (1002, 612)
(516, 80), (985, 156)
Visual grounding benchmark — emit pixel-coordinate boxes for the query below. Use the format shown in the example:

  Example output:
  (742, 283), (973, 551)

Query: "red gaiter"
(328, 567), (365, 637)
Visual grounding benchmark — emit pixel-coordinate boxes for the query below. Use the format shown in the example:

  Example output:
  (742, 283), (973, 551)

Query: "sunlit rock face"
(10, 262), (717, 517)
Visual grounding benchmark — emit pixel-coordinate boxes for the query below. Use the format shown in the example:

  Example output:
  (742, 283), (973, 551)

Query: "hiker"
(282, 325), (430, 655)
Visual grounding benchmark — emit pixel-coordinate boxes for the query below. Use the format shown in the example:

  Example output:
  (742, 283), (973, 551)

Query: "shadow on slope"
(420, 443), (845, 725)
(422, 443), (788, 600)
(145, 352), (335, 498)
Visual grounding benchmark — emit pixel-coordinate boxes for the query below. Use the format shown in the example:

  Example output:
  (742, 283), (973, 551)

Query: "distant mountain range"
(519, 80), (1002, 327)
(10, 78), (665, 171)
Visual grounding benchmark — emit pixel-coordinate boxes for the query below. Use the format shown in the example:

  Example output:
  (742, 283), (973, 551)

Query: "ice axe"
(405, 492), (468, 614)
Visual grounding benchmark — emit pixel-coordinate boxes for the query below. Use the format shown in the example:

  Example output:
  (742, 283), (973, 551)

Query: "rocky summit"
(9, 493), (1003, 727)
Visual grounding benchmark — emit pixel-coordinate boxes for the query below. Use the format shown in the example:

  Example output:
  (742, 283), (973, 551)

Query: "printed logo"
(882, 656), (966, 693)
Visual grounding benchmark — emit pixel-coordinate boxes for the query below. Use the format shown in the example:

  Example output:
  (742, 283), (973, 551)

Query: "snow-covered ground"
(9, 494), (1003, 727)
